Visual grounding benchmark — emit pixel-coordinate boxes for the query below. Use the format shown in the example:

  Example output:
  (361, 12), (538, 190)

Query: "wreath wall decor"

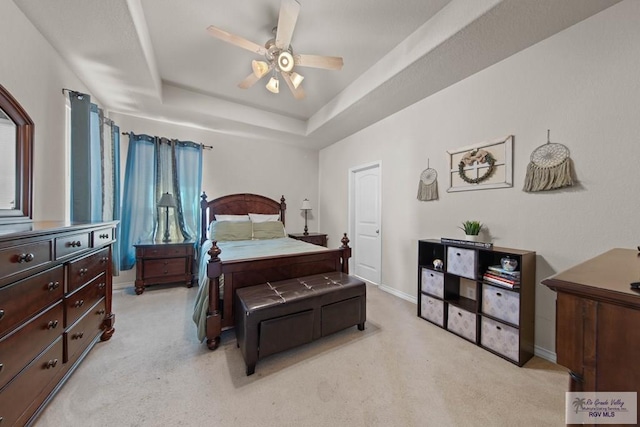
(447, 135), (513, 192)
(458, 149), (496, 184)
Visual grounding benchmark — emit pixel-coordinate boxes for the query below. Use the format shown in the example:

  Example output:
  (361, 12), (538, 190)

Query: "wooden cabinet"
(134, 240), (195, 295)
(0, 221), (116, 426)
(417, 239), (535, 366)
(288, 233), (328, 247)
(542, 248), (640, 407)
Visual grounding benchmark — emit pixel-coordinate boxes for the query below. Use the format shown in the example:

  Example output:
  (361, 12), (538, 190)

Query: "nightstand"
(134, 240), (195, 295)
(288, 232), (328, 247)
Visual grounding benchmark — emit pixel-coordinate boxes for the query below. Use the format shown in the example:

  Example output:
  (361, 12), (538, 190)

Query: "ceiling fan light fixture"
(289, 71), (304, 89)
(251, 60), (270, 78)
(266, 76), (280, 93)
(277, 51), (294, 72)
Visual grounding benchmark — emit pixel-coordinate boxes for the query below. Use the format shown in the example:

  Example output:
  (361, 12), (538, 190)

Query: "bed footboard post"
(340, 233), (351, 274)
(206, 240), (222, 350)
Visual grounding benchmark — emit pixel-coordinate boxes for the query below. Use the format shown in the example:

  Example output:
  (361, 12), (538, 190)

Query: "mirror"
(0, 84), (33, 224)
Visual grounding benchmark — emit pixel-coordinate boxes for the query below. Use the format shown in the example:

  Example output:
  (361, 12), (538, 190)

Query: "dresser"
(288, 233), (328, 247)
(0, 221), (117, 426)
(542, 248), (640, 409)
(134, 240), (195, 295)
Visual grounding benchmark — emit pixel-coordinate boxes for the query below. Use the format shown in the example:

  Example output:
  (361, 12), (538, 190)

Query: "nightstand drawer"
(139, 245), (190, 258)
(143, 258), (188, 278)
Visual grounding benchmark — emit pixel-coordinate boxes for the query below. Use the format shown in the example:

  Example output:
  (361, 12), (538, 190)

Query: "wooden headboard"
(200, 193), (287, 244)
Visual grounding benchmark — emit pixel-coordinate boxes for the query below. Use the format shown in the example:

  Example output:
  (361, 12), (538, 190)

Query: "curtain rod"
(121, 131), (213, 150)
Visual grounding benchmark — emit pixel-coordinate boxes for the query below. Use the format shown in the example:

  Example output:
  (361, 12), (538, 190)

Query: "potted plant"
(459, 220), (483, 241)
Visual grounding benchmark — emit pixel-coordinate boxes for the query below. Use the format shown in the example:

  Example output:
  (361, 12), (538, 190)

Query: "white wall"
(110, 113), (319, 287)
(0, 1), (93, 221)
(318, 0), (640, 358)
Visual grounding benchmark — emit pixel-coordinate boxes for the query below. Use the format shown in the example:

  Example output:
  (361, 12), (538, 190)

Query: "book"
(487, 265), (520, 277)
(483, 272), (519, 285)
(440, 237), (493, 250)
(483, 274), (520, 289)
(484, 270), (521, 282)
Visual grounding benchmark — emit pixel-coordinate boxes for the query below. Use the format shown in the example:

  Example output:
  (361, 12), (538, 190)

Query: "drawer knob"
(47, 281), (60, 291)
(73, 299), (84, 308)
(97, 309), (106, 315)
(458, 312), (462, 316)
(496, 325), (502, 330)
(0, 309), (4, 320)
(100, 256), (108, 264)
(79, 268), (88, 276)
(98, 282), (106, 290)
(72, 332), (84, 340)
(0, 363), (3, 372)
(496, 292), (502, 297)
(99, 233), (109, 239)
(17, 252), (35, 263)
(69, 240), (82, 248)
(44, 359), (58, 369)
(47, 320), (59, 329)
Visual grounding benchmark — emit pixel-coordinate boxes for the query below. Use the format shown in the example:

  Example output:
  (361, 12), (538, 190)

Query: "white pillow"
(214, 214), (250, 222)
(248, 213), (280, 223)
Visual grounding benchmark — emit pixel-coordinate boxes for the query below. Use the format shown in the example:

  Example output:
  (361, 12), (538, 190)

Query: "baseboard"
(378, 283), (417, 304)
(534, 345), (557, 363)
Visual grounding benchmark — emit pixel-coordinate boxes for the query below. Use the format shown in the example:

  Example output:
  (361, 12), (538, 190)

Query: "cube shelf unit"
(417, 239), (536, 366)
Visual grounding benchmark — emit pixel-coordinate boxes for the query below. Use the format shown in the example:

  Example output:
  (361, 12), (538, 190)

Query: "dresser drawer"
(55, 231), (91, 259)
(0, 266), (64, 337)
(139, 244), (189, 258)
(420, 295), (444, 327)
(0, 337), (64, 426)
(65, 274), (107, 327)
(65, 298), (106, 364)
(92, 227), (114, 247)
(0, 302), (63, 390)
(481, 316), (520, 363)
(143, 258), (188, 279)
(67, 247), (110, 294)
(447, 305), (477, 342)
(446, 246), (477, 279)
(0, 240), (53, 283)
(481, 284), (520, 326)
(420, 268), (444, 298)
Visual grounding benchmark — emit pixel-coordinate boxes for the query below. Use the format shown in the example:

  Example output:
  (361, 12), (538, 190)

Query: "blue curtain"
(120, 133), (157, 270)
(111, 124), (122, 275)
(89, 105), (103, 221)
(120, 134), (203, 270)
(68, 92), (92, 222)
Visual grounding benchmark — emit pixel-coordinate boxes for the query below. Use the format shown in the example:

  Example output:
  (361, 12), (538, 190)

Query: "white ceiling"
(14, 0), (620, 149)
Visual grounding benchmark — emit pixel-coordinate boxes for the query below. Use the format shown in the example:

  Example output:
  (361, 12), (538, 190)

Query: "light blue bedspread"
(193, 238), (328, 341)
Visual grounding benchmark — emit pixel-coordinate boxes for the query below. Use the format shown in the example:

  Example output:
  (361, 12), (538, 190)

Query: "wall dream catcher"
(523, 130), (574, 192)
(417, 159), (438, 201)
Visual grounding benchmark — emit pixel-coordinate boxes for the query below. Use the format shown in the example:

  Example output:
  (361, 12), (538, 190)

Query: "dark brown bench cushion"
(235, 272), (366, 375)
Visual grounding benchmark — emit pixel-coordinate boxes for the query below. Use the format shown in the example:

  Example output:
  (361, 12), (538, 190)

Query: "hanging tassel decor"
(523, 130), (574, 192)
(417, 160), (439, 201)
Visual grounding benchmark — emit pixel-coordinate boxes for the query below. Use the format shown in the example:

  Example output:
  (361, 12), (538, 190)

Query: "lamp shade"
(251, 60), (270, 78)
(158, 192), (176, 207)
(289, 72), (304, 89)
(301, 199), (312, 210)
(266, 76), (280, 93)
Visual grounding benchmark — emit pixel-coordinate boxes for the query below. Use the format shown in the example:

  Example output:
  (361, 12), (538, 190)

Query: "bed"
(194, 193), (351, 350)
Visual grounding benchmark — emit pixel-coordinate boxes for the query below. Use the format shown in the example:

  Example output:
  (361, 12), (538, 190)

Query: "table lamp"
(301, 199), (312, 236)
(158, 192), (177, 242)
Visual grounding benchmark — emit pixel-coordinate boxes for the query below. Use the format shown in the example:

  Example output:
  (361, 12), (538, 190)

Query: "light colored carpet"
(36, 283), (567, 426)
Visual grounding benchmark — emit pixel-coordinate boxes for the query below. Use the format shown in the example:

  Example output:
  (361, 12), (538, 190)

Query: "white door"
(349, 162), (381, 284)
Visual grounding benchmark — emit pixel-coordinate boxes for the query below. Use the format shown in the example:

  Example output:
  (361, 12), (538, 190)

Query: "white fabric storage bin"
(420, 295), (444, 327)
(421, 268), (444, 298)
(480, 316), (520, 363)
(481, 284), (520, 326)
(446, 247), (477, 279)
(447, 305), (476, 342)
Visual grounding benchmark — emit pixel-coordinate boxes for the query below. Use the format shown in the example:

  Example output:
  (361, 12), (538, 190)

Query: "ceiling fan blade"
(282, 72), (305, 100)
(294, 54), (343, 71)
(275, 0), (300, 49)
(238, 73), (262, 89)
(207, 26), (266, 55)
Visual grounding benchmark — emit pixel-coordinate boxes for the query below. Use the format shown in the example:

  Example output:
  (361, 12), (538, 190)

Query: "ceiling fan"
(206, 0), (343, 100)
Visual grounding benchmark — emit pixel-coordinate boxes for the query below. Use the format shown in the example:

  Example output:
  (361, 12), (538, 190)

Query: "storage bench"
(235, 272), (366, 375)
